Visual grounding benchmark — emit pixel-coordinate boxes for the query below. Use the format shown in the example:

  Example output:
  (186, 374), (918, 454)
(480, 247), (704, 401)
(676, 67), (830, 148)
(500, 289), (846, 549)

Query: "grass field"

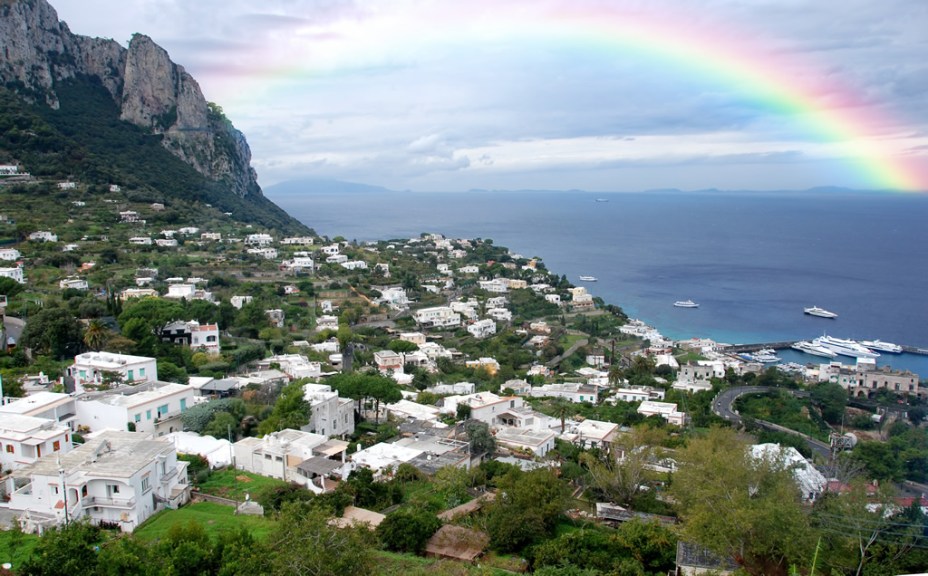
(195, 469), (289, 502)
(0, 529), (40, 570)
(134, 501), (277, 542)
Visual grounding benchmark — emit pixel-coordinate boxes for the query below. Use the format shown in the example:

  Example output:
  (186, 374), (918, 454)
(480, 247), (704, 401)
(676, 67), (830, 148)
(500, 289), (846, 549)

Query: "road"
(712, 385), (831, 460)
(2, 315), (24, 347)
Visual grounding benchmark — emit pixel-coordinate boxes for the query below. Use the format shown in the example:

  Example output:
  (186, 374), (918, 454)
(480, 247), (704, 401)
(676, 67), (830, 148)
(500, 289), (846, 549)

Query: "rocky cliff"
(0, 0), (260, 199)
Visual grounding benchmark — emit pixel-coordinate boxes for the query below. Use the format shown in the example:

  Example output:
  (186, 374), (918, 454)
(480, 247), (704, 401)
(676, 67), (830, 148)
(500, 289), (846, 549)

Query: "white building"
(478, 279), (509, 293)
(487, 308), (512, 322)
(69, 352), (158, 388)
(230, 295), (253, 309)
(426, 382), (476, 396)
(2, 431), (190, 533)
(458, 265), (479, 274)
(0, 392), (79, 431)
(76, 382), (195, 436)
(28, 231), (57, 242)
(340, 260), (368, 271)
(233, 429), (331, 483)
(0, 266), (25, 284)
(442, 392), (524, 424)
(528, 383), (598, 404)
(414, 306), (461, 328)
(303, 384), (355, 438)
(128, 236), (152, 246)
(495, 428), (556, 457)
(59, 277), (89, 290)
(0, 248), (21, 261)
(120, 288), (158, 299)
(281, 256), (315, 272)
(259, 354), (322, 380)
(162, 321), (221, 356)
(374, 350), (404, 373)
(164, 283), (214, 302)
(637, 401), (687, 426)
(611, 386), (666, 403)
(467, 319), (497, 339)
(399, 332), (427, 346)
(568, 419), (619, 450)
(316, 315), (339, 331)
(247, 247), (278, 259)
(244, 233), (274, 246)
(0, 415), (73, 471)
(281, 236), (314, 246)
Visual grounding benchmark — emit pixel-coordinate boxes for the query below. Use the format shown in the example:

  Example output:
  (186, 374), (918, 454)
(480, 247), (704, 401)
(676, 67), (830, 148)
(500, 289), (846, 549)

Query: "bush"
(376, 509), (442, 554)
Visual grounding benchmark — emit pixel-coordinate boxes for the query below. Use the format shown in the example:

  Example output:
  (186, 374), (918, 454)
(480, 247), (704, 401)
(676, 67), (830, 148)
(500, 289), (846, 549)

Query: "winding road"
(712, 385), (832, 460)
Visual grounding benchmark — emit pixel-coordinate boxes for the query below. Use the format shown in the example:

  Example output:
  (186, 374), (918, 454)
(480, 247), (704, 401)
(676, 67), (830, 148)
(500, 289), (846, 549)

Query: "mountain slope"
(0, 0), (308, 233)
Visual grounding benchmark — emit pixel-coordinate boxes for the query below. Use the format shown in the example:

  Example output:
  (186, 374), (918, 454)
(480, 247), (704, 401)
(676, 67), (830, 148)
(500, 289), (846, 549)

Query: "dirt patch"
(236, 475), (252, 483)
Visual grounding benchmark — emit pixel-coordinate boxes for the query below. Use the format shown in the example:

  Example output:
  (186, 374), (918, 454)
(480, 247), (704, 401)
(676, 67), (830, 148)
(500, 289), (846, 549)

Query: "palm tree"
(83, 319), (109, 351)
(551, 398), (572, 433)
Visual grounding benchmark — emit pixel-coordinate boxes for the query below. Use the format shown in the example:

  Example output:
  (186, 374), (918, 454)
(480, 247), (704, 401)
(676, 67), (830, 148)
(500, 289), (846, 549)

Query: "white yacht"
(815, 335), (880, 359)
(804, 306), (838, 319)
(751, 349), (780, 363)
(578, 275), (598, 282)
(860, 339), (903, 354)
(791, 340), (838, 358)
(674, 300), (699, 308)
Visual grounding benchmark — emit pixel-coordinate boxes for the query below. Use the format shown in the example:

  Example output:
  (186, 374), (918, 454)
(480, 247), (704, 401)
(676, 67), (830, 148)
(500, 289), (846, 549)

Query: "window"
(127, 370), (134, 380)
(135, 413), (141, 423)
(180, 399), (187, 412)
(157, 404), (168, 417)
(5, 444), (13, 454)
(53, 441), (61, 451)
(141, 475), (150, 492)
(146, 409), (152, 420)
(111, 484), (120, 494)
(139, 368), (145, 377)
(81, 485), (88, 497)
(79, 370), (87, 379)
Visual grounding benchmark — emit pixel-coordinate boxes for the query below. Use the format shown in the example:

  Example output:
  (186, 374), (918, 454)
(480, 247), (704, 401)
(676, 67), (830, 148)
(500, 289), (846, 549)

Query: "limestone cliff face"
(0, 0), (261, 198)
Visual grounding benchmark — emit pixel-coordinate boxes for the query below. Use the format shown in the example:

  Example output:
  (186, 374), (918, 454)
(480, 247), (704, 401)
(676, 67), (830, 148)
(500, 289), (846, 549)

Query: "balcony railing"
(82, 495), (136, 508)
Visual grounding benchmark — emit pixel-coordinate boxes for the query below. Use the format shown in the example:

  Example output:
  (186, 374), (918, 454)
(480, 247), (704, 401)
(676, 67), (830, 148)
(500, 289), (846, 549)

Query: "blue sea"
(268, 189), (928, 375)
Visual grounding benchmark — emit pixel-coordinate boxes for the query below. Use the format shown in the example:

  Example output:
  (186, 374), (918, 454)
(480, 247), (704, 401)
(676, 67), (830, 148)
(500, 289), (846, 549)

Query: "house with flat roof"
(0, 392), (79, 431)
(527, 382), (598, 404)
(637, 401), (687, 426)
(0, 415), (73, 471)
(233, 429), (338, 488)
(1, 431), (190, 533)
(495, 427), (557, 457)
(76, 382), (195, 436)
(69, 352), (158, 389)
(302, 384), (355, 438)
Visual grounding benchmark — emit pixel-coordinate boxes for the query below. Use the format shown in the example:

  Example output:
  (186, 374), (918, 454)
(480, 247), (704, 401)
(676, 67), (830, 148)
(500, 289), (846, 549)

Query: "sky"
(51, 0), (928, 192)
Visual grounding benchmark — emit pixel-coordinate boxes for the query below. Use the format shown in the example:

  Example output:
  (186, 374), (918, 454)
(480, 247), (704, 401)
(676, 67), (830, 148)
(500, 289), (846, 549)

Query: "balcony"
(82, 495), (136, 509)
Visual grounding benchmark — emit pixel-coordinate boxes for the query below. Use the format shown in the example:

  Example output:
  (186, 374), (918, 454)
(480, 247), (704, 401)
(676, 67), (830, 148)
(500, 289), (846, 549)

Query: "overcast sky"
(52, 0), (928, 192)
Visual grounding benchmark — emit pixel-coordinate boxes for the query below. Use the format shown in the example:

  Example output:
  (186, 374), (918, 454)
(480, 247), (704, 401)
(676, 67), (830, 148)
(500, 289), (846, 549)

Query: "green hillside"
(0, 76), (309, 235)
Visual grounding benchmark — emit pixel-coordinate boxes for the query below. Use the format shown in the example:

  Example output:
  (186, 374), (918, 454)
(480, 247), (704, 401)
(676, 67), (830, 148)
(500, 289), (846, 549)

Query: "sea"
(268, 189), (928, 376)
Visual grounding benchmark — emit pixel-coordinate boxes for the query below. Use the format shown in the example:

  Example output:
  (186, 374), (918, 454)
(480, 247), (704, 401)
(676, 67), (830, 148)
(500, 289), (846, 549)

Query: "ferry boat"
(791, 340), (838, 358)
(804, 306), (838, 319)
(814, 335), (880, 359)
(673, 300), (699, 308)
(860, 339), (903, 354)
(578, 275), (598, 282)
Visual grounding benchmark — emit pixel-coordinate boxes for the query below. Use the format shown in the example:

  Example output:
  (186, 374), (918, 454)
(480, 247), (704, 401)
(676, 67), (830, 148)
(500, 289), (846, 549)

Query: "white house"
(303, 384), (355, 438)
(0, 266), (25, 284)
(374, 350), (404, 374)
(128, 236), (152, 246)
(399, 332), (427, 346)
(200, 232), (222, 242)
(566, 419), (618, 450)
(637, 401), (687, 426)
(528, 383), (598, 404)
(281, 256), (315, 273)
(0, 392), (79, 431)
(244, 233), (274, 246)
(76, 382), (195, 436)
(120, 288), (159, 299)
(233, 429), (330, 484)
(0, 415), (73, 471)
(162, 321), (221, 355)
(486, 308), (512, 322)
(230, 295), (253, 309)
(612, 386), (666, 403)
(467, 319), (497, 339)
(319, 244), (341, 256)
(443, 392), (524, 424)
(2, 431), (190, 533)
(495, 428), (556, 457)
(340, 260), (368, 271)
(0, 248), (21, 261)
(316, 315), (339, 331)
(414, 306), (461, 328)
(164, 283), (214, 302)
(281, 236), (314, 246)
(28, 231), (57, 242)
(69, 352), (158, 388)
(59, 277), (89, 290)
(177, 227), (199, 235)
(247, 247), (278, 259)
(258, 354), (322, 379)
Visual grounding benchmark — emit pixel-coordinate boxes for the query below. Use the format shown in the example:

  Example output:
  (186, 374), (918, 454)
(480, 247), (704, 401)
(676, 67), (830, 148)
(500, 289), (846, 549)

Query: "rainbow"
(213, 2), (928, 192)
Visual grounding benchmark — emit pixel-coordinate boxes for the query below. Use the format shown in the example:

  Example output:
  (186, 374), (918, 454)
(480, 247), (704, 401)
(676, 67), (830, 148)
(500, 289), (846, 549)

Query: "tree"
(18, 521), (101, 576)
(376, 509), (442, 554)
(550, 397), (573, 433)
(669, 427), (815, 576)
(0, 276), (25, 298)
(20, 307), (84, 359)
(582, 425), (667, 507)
(82, 319), (109, 351)
(465, 420), (496, 456)
(809, 382), (847, 425)
(118, 298), (183, 340)
(486, 468), (567, 553)
(258, 380), (312, 435)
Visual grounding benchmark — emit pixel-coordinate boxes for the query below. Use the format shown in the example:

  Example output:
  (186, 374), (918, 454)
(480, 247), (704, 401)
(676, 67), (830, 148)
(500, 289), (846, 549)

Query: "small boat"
(860, 339), (903, 354)
(595, 198), (609, 203)
(578, 275), (598, 282)
(804, 306), (838, 319)
(674, 300), (699, 308)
